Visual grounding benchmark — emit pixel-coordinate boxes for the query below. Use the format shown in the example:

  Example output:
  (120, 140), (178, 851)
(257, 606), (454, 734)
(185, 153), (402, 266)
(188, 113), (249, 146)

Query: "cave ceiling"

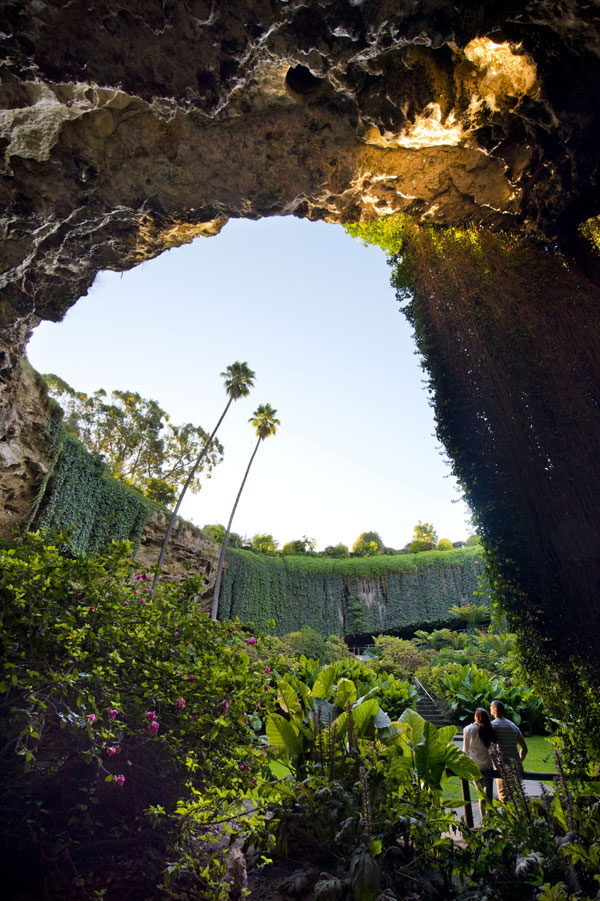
(1, 0), (600, 421)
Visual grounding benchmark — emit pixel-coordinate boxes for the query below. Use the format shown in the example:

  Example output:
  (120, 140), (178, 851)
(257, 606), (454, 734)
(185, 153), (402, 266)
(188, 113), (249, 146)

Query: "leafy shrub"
(0, 532), (274, 897)
(370, 634), (433, 679)
(436, 538), (453, 551)
(425, 662), (540, 727)
(449, 602), (491, 627)
(414, 628), (470, 650)
(262, 627), (351, 664)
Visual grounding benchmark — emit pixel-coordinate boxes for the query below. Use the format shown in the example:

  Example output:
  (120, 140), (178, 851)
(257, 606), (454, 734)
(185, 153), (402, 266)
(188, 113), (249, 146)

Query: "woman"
(463, 707), (495, 819)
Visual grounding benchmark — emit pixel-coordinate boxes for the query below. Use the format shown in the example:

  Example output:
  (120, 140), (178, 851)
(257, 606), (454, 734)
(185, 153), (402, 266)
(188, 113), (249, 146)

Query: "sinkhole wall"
(218, 546), (487, 637)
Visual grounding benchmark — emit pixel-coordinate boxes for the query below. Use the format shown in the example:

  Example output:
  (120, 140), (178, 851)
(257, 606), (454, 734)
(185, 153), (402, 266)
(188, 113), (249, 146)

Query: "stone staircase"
(413, 679), (459, 736)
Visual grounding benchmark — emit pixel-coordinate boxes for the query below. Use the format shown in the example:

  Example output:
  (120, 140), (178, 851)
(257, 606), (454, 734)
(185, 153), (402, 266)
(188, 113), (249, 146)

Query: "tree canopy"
(44, 375), (223, 504)
(352, 530), (384, 556)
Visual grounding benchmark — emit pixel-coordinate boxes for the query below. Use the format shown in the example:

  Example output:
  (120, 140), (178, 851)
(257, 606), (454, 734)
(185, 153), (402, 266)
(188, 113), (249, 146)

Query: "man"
(490, 699), (528, 803)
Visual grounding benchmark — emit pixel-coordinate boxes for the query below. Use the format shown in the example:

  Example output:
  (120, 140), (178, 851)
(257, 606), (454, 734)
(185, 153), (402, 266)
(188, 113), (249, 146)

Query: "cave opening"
(26, 215), (472, 555)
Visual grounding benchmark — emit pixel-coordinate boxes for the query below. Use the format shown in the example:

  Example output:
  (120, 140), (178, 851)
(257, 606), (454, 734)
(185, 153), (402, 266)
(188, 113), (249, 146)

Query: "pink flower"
(264, 666), (271, 673)
(256, 702), (261, 709)
(246, 636), (256, 645)
(11, 642), (18, 651)
(108, 709), (118, 720)
(243, 714), (248, 723)
(76, 592), (84, 601)
(192, 714), (199, 722)
(88, 606), (96, 611)
(174, 631), (179, 637)
(116, 774), (125, 787)
(86, 714), (96, 723)
(239, 763), (247, 771)
(188, 674), (195, 680)
(142, 574), (148, 581)
(177, 697), (185, 710)
(251, 779), (257, 788)
(107, 746), (118, 757)
(222, 699), (229, 714)
(148, 720), (160, 735)
(123, 602), (129, 607)
(146, 711), (157, 720)
(135, 574), (142, 581)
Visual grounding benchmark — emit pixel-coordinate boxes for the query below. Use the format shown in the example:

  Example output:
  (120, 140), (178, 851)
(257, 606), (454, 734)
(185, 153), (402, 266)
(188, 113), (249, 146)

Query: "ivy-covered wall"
(218, 547), (487, 637)
(31, 420), (155, 555)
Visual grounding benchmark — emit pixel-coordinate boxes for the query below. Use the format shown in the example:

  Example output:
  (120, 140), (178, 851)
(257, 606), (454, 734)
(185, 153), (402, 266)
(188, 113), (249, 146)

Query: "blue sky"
(27, 216), (473, 551)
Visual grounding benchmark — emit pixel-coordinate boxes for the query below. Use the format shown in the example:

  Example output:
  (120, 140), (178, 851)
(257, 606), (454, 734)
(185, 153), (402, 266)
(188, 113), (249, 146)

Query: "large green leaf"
(352, 698), (379, 735)
(266, 713), (303, 759)
(444, 745), (482, 781)
(414, 721), (449, 790)
(396, 708), (425, 746)
(335, 677), (357, 709)
(312, 698), (336, 725)
(277, 681), (301, 716)
(312, 665), (336, 700)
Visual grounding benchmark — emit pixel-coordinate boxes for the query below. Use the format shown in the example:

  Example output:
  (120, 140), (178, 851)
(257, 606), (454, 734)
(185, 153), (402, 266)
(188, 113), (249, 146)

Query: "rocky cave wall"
(2, 2), (600, 625)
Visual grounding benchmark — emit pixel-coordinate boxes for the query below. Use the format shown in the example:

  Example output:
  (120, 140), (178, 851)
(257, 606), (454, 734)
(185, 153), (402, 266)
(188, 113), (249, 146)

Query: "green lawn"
(443, 735), (555, 806)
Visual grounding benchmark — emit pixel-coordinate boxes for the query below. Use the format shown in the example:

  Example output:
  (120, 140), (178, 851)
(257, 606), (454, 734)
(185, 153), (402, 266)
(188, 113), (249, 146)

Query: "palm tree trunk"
(151, 396), (233, 595)
(211, 436), (261, 620)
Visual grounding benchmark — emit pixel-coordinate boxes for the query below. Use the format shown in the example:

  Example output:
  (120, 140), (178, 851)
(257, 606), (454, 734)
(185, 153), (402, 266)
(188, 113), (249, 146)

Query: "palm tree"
(211, 403), (280, 620)
(152, 362), (255, 594)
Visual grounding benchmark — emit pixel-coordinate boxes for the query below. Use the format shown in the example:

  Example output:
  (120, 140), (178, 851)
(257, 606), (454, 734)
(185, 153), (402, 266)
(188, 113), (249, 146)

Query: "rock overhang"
(1, 0), (600, 406)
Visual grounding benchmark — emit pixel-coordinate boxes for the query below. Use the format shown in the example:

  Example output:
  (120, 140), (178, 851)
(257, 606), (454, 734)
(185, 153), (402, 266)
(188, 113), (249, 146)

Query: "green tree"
(321, 543), (350, 558)
(202, 523), (242, 548)
(282, 539), (307, 556)
(352, 531), (384, 556)
(465, 534), (481, 546)
(153, 361), (255, 592)
(436, 538), (453, 551)
(44, 376), (223, 505)
(251, 533), (279, 553)
(282, 536), (317, 556)
(211, 403), (280, 619)
(405, 520), (438, 553)
(414, 520), (438, 545)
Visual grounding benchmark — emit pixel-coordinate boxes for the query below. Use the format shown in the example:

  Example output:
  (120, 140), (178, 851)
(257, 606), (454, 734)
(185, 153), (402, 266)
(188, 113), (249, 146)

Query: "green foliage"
(425, 662), (545, 730)
(414, 628), (470, 651)
(0, 532), (274, 897)
(452, 778), (600, 900)
(413, 520), (438, 545)
(33, 420), (154, 555)
(282, 536), (316, 556)
(202, 523), (242, 548)
(219, 546), (487, 636)
(322, 542), (350, 557)
(282, 539), (306, 556)
(449, 602), (491, 627)
(352, 531), (384, 557)
(370, 635), (433, 679)
(344, 215), (409, 255)
(465, 534), (481, 546)
(251, 533), (279, 553)
(263, 627), (351, 664)
(44, 376), (223, 504)
(436, 538), (453, 551)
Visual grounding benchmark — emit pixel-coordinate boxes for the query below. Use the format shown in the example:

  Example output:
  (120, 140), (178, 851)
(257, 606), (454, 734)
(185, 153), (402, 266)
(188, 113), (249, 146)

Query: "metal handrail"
(412, 675), (436, 705)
